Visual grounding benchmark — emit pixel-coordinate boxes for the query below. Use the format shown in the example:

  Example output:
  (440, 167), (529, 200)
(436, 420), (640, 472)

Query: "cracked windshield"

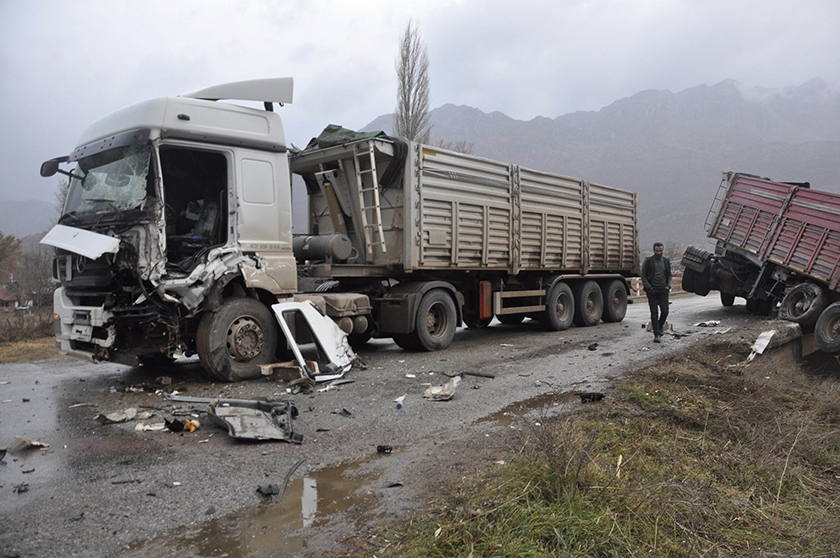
(64, 144), (152, 215)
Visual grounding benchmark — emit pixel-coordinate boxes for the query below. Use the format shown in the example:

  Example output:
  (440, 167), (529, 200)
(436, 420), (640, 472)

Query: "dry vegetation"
(358, 338), (840, 557)
(0, 310), (63, 363)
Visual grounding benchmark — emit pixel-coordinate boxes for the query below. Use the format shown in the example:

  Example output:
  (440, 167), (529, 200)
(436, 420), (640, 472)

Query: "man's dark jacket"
(641, 255), (671, 293)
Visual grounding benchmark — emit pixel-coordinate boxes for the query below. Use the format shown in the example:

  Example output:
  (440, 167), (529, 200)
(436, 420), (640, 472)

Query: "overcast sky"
(1, 0), (838, 203)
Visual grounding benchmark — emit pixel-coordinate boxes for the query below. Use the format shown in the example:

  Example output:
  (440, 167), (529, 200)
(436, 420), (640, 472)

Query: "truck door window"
(159, 147), (228, 271)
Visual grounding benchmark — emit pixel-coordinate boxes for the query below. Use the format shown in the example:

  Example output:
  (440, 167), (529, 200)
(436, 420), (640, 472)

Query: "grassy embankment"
(0, 310), (64, 363)
(362, 338), (840, 557)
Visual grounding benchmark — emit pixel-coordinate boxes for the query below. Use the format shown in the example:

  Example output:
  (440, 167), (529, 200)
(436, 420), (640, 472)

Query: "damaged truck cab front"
(41, 79), (300, 380)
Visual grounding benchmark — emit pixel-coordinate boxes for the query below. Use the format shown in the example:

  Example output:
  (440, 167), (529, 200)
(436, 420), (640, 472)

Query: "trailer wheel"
(720, 292), (736, 307)
(815, 302), (840, 354)
(497, 314), (525, 325)
(572, 280), (603, 327)
(778, 283), (827, 328)
(406, 289), (457, 351)
(539, 281), (575, 331)
(601, 280), (628, 322)
(196, 297), (279, 382)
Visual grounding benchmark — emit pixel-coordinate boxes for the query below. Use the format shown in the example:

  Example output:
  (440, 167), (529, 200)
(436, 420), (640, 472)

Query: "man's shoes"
(653, 335), (662, 343)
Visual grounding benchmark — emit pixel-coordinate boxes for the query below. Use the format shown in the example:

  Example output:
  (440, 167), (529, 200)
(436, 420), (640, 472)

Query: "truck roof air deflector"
(181, 78), (294, 105)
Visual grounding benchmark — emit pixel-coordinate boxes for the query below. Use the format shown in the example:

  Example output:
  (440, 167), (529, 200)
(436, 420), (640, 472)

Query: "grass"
(355, 342), (840, 557)
(0, 337), (65, 363)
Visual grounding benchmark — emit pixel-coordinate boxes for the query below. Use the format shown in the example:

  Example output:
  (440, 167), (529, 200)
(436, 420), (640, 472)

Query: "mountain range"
(364, 78), (840, 250)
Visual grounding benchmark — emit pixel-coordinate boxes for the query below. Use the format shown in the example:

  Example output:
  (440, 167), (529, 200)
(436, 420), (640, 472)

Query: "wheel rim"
(555, 292), (572, 322)
(788, 292), (811, 318)
(425, 302), (449, 339)
(612, 291), (623, 313)
(226, 316), (265, 362)
(586, 291), (599, 317)
(824, 314), (840, 342)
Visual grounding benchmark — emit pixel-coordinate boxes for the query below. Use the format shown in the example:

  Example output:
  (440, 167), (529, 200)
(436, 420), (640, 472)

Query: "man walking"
(641, 242), (671, 342)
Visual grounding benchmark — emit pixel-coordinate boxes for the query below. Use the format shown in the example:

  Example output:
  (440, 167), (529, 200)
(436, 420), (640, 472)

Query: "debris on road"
(135, 411), (154, 420)
(183, 418), (200, 433)
(333, 408), (353, 418)
(424, 376), (461, 401)
(579, 392), (605, 403)
(165, 418), (186, 433)
(747, 330), (777, 362)
(205, 507), (216, 515)
(0, 448), (6, 462)
(405, 374), (417, 378)
(9, 437), (50, 453)
(208, 399), (302, 443)
(111, 478), (142, 485)
(256, 458), (306, 504)
(694, 320), (721, 327)
(13, 482), (29, 494)
(377, 445), (393, 454)
(134, 422), (166, 432)
(95, 408), (137, 424)
(257, 484), (280, 496)
(68, 403), (96, 409)
(588, 343), (599, 351)
(22, 468), (35, 474)
(394, 395), (406, 409)
(463, 371), (495, 379)
(155, 376), (172, 386)
(384, 481), (404, 488)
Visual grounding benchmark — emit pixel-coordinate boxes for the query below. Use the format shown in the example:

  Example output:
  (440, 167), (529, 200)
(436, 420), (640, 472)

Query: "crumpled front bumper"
(52, 287), (115, 361)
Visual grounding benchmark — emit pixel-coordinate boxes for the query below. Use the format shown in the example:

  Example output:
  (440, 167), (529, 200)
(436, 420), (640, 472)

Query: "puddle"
(123, 457), (382, 557)
(475, 391), (578, 427)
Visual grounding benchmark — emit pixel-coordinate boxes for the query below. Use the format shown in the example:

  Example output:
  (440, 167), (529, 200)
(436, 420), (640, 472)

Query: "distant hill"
(363, 78), (840, 250)
(0, 200), (55, 239)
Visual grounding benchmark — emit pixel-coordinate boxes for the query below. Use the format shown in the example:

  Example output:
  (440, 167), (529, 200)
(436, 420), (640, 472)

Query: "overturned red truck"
(683, 171), (840, 353)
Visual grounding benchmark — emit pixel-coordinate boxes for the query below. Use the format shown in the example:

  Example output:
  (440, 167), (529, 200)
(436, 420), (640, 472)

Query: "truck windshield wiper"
(86, 199), (127, 220)
(58, 211), (81, 225)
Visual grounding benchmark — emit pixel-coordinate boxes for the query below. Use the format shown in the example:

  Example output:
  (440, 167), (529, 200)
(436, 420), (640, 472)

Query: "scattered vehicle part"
(271, 300), (355, 382)
(333, 408), (353, 418)
(579, 392), (605, 403)
(135, 422), (166, 431)
(694, 321), (721, 327)
(135, 411), (154, 420)
(257, 484), (281, 496)
(747, 330), (777, 362)
(14, 483), (29, 494)
(22, 468), (35, 474)
(10, 437), (50, 453)
(0, 449), (6, 462)
(165, 418), (186, 432)
(424, 376), (461, 401)
(95, 408), (137, 424)
(384, 481), (404, 488)
(68, 403), (96, 409)
(462, 371), (495, 379)
(377, 445), (393, 454)
(183, 418), (200, 432)
(588, 343), (599, 351)
(208, 400), (302, 443)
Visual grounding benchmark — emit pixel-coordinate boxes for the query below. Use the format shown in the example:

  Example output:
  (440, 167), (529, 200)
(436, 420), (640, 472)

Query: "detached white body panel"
(41, 225), (121, 259)
(271, 301), (355, 378)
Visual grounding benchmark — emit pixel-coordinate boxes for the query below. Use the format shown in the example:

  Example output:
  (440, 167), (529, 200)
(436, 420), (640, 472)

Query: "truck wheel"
(196, 297), (279, 382)
(815, 303), (840, 354)
(497, 314), (525, 325)
(778, 283), (827, 328)
(539, 282), (574, 331)
(572, 280), (603, 327)
(601, 280), (628, 322)
(720, 292), (736, 307)
(407, 289), (457, 351)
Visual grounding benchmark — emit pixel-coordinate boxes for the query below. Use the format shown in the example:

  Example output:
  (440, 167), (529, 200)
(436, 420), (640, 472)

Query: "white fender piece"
(41, 224), (121, 260)
(271, 301), (355, 381)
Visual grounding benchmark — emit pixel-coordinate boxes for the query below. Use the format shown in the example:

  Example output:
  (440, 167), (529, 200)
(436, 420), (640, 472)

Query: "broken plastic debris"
(68, 403), (95, 409)
(135, 411), (154, 420)
(405, 374), (416, 378)
(13, 482), (29, 494)
(184, 418), (200, 433)
(165, 418), (186, 432)
(208, 400), (302, 443)
(9, 437), (50, 453)
(588, 343), (599, 351)
(134, 422), (166, 432)
(694, 320), (721, 327)
(95, 408), (137, 425)
(377, 445), (393, 454)
(423, 376), (461, 401)
(333, 408), (353, 418)
(747, 330), (777, 362)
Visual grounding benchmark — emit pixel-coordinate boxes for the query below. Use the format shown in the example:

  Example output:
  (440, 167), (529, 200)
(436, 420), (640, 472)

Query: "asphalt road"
(0, 294), (764, 557)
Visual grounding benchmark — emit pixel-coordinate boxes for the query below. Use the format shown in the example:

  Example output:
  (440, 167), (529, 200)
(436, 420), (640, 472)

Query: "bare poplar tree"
(394, 20), (432, 143)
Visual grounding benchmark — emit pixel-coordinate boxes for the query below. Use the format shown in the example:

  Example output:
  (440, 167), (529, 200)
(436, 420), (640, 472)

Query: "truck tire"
(778, 283), (828, 328)
(815, 302), (840, 354)
(572, 280), (603, 327)
(497, 314), (525, 325)
(601, 279), (628, 322)
(538, 281), (575, 331)
(720, 292), (736, 307)
(405, 289), (457, 351)
(196, 297), (279, 382)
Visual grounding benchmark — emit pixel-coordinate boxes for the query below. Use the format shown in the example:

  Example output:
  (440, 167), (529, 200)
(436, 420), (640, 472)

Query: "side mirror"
(40, 156), (69, 178)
